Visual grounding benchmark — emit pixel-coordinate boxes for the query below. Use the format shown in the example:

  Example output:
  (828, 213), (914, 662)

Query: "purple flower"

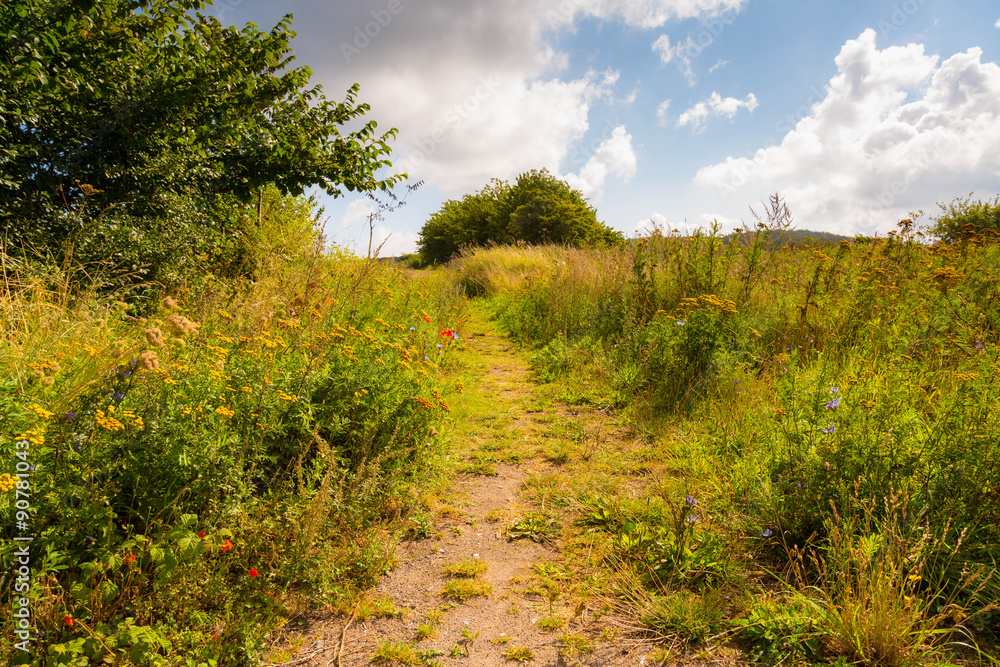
(64, 412), (77, 422)
(975, 339), (984, 350)
(822, 424), (836, 435)
(452, 332), (459, 340)
(797, 482), (805, 489)
(761, 528), (773, 538)
(826, 398), (840, 410)
(830, 387), (839, 395)
(686, 515), (699, 523)
(685, 495), (697, 505)
(677, 321), (686, 326)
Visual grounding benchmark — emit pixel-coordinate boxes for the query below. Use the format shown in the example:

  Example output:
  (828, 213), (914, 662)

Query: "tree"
(931, 194), (1000, 242)
(417, 169), (621, 264)
(0, 0), (402, 262)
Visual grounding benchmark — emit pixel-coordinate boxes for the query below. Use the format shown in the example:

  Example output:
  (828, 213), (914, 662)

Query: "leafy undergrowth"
(453, 213), (1000, 665)
(0, 242), (466, 665)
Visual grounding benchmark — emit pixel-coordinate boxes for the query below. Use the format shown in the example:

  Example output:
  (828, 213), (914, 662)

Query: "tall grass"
(0, 212), (465, 664)
(455, 215), (1000, 662)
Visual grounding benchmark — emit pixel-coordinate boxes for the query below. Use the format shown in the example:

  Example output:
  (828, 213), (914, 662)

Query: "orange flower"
(65, 616), (73, 626)
(221, 539), (233, 552)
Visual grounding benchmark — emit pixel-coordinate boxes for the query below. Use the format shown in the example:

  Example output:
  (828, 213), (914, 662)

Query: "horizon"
(215, 0), (1000, 256)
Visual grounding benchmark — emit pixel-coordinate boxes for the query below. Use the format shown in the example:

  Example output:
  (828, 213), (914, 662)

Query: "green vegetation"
(455, 205), (1000, 664)
(1, 0), (400, 292)
(932, 193), (1000, 242)
(416, 169), (622, 266)
(443, 558), (489, 578)
(441, 578), (492, 601)
(0, 192), (463, 663)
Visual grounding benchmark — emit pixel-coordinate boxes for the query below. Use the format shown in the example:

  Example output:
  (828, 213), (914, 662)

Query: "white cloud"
(708, 59), (730, 74)
(635, 212), (670, 235)
(694, 29), (1000, 235)
(995, 17), (1000, 28)
(656, 100), (672, 125)
(371, 225), (420, 258)
(563, 126), (637, 200)
(652, 34), (698, 83)
(676, 91), (759, 131)
(291, 0), (748, 202)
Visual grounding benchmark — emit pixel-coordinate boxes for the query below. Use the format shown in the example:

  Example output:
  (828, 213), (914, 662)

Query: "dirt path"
(293, 312), (652, 667)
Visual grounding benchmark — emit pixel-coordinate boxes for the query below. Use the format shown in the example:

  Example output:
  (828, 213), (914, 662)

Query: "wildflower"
(65, 616), (73, 627)
(144, 328), (165, 347)
(138, 350), (160, 371)
(761, 529), (773, 538)
(685, 495), (697, 506)
(124, 554), (136, 566)
(677, 321), (685, 326)
(198, 531), (206, 539)
(830, 387), (838, 394)
(29, 403), (54, 420)
(423, 316), (431, 323)
(797, 482), (805, 489)
(249, 568), (259, 578)
(686, 515), (699, 523)
(221, 539), (233, 552)
(822, 425), (836, 435)
(826, 398), (840, 410)
(166, 313), (199, 336)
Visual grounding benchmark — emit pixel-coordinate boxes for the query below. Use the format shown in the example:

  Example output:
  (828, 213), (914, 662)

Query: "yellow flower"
(215, 406), (235, 418)
(29, 403), (54, 420)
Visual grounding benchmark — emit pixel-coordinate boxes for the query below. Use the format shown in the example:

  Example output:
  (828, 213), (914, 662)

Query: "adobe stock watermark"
(340, 0), (411, 64)
(395, 76), (500, 174)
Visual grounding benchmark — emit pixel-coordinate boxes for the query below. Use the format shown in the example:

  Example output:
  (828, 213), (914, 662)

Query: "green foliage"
(931, 193), (1000, 242)
(417, 169), (621, 265)
(464, 204), (1000, 660)
(1, 0), (401, 282)
(0, 238), (463, 664)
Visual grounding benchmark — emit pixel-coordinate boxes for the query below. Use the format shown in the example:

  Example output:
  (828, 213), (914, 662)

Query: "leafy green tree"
(0, 0), (401, 264)
(931, 194), (1000, 242)
(417, 169), (621, 264)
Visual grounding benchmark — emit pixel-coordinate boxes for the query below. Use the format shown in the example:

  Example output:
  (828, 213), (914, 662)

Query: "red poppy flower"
(423, 316), (431, 323)
(212, 633), (218, 640)
(249, 568), (259, 578)
(221, 539), (233, 552)
(65, 616), (73, 627)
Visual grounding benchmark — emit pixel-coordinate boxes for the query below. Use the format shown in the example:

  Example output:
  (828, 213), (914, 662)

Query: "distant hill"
(723, 229), (852, 247)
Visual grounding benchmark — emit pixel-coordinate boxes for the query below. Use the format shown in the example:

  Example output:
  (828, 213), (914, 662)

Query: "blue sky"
(215, 0), (1000, 255)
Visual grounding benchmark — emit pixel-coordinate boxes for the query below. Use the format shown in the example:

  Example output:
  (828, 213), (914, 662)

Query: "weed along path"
(296, 309), (658, 667)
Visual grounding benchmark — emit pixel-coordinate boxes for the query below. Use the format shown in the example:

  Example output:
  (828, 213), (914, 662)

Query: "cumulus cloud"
(272, 0), (748, 202)
(694, 30), (1000, 235)
(656, 100), (672, 125)
(676, 91), (759, 131)
(995, 17), (1000, 28)
(563, 126), (637, 200)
